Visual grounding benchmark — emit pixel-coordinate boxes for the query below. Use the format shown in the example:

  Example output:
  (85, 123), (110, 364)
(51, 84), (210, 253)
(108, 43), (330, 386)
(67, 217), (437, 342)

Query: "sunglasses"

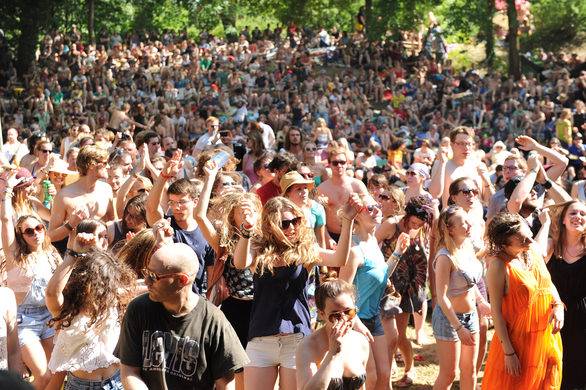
(300, 172), (314, 179)
(144, 269), (188, 282)
(379, 194), (391, 201)
(263, 163), (270, 169)
(220, 131), (230, 137)
(222, 181), (237, 186)
(328, 307), (357, 323)
(459, 188), (479, 196)
(361, 204), (382, 213)
(281, 216), (301, 230)
(330, 160), (346, 167)
(39, 149), (52, 154)
(21, 224), (45, 236)
(406, 171), (418, 177)
(149, 142), (160, 146)
(305, 147), (317, 151)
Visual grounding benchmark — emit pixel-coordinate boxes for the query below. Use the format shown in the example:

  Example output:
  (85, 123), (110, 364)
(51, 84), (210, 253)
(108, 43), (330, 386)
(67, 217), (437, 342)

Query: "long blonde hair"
(253, 197), (320, 276)
(213, 191), (262, 254)
(436, 205), (473, 269)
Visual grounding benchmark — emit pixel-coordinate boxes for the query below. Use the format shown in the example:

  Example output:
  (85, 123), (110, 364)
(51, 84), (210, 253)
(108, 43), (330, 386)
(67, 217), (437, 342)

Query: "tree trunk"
(88, 0), (95, 45)
(16, 0), (41, 78)
(485, 0), (495, 68)
(507, 0), (520, 78)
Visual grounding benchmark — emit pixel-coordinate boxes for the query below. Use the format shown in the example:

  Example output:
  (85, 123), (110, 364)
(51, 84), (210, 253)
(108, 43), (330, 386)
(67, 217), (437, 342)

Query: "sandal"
(394, 373), (414, 388)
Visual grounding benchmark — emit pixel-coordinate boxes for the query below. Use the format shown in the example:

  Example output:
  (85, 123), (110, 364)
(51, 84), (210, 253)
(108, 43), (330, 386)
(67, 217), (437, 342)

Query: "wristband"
(241, 223), (254, 239)
(66, 249), (86, 258)
(160, 173), (173, 180)
(504, 351), (516, 356)
(454, 324), (463, 332)
(551, 301), (566, 310)
(64, 222), (74, 231)
(392, 251), (402, 258)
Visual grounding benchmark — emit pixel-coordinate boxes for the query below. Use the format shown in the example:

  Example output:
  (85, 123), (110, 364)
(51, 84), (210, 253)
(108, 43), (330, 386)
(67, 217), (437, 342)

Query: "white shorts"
(245, 333), (304, 369)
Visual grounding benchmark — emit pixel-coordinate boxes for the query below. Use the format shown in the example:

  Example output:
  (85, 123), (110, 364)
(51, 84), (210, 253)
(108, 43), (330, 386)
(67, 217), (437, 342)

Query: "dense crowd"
(0, 19), (584, 390)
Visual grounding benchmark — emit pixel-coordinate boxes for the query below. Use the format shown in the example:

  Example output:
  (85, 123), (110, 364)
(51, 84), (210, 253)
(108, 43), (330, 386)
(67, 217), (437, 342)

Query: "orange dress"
(482, 252), (563, 390)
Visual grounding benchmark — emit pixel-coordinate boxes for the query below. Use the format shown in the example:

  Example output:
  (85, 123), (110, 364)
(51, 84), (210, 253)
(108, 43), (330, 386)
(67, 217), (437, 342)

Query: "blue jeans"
(65, 370), (123, 390)
(432, 304), (479, 342)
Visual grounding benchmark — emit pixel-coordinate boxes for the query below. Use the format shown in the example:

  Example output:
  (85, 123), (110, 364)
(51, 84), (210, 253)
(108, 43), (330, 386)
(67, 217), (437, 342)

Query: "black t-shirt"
(169, 216), (215, 294)
(116, 294), (249, 390)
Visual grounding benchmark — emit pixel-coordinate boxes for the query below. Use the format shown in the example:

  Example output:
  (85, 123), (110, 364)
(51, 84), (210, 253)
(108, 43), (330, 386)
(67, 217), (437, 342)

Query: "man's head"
(206, 116), (220, 135)
(77, 145), (110, 178)
(504, 175), (540, 215)
(146, 243), (199, 303)
(450, 126), (475, 160)
(34, 140), (53, 165)
(6, 128), (18, 143)
(328, 148), (349, 178)
(268, 152), (296, 183)
(285, 127), (303, 150)
(502, 155), (527, 183)
(167, 179), (199, 223)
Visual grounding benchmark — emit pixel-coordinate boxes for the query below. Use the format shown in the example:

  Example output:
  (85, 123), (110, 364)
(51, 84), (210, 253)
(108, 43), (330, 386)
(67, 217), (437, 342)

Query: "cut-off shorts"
(432, 304), (479, 342)
(245, 333), (304, 369)
(360, 315), (385, 337)
(16, 305), (55, 347)
(65, 369), (123, 390)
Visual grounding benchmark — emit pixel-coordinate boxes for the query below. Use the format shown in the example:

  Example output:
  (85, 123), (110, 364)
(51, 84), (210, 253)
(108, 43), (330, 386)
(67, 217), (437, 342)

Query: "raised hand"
(125, 231), (136, 242)
(328, 318), (352, 356)
(240, 199), (259, 228)
(69, 205), (90, 228)
(537, 207), (550, 226)
(341, 193), (363, 220)
(203, 158), (220, 178)
(515, 135), (538, 151)
(72, 232), (99, 253)
(160, 149), (183, 179)
(527, 153), (540, 171)
(153, 217), (174, 247)
(393, 232), (410, 256)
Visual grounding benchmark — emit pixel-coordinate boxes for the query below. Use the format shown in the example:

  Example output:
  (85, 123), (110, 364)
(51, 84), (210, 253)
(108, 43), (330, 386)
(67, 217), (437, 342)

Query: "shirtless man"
(108, 103), (145, 131)
(48, 145), (114, 254)
(429, 126), (494, 209)
(317, 147), (368, 246)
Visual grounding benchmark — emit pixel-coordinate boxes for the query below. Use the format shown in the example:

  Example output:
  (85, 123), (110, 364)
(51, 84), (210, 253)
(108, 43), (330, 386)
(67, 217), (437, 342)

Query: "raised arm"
(146, 149), (183, 226)
(516, 135), (568, 181)
(0, 171), (19, 264)
(507, 155), (539, 214)
(428, 147), (449, 199)
(317, 194), (361, 267)
(233, 198), (260, 270)
(194, 159), (222, 252)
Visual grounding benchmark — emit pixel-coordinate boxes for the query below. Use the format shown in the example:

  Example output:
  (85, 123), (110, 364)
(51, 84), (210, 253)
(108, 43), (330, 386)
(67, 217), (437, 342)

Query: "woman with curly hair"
(483, 212), (563, 389)
(45, 228), (134, 390)
(0, 169), (62, 389)
(195, 158), (262, 390)
(234, 192), (363, 390)
(374, 195), (435, 388)
(115, 228), (157, 280)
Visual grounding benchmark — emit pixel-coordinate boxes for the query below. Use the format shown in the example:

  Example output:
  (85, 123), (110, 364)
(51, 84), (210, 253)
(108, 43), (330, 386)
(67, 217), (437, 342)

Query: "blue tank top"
(248, 263), (311, 340)
(352, 237), (388, 319)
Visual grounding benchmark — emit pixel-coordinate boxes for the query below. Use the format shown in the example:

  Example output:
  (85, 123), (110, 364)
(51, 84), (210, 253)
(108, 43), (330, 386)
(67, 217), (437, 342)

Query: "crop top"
(433, 248), (482, 298)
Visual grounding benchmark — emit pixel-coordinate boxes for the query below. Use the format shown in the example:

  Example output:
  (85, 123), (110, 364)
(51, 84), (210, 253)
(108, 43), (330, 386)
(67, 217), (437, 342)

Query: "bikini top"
(328, 373), (367, 390)
(433, 248), (482, 298)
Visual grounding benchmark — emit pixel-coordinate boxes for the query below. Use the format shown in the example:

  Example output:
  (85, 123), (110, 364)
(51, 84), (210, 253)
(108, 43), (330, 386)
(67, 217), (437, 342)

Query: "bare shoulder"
(347, 330), (369, 354)
(317, 178), (334, 193)
(96, 180), (113, 194)
(350, 177), (368, 193)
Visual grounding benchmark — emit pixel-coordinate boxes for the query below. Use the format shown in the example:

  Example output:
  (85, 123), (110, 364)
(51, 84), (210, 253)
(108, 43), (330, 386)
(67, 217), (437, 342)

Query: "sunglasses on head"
(300, 172), (314, 179)
(281, 216), (301, 229)
(328, 307), (357, 323)
(459, 188), (479, 196)
(330, 160), (346, 167)
(22, 224), (45, 236)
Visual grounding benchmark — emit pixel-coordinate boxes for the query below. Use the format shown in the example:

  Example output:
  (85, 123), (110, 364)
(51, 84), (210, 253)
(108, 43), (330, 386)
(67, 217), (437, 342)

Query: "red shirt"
(256, 180), (281, 205)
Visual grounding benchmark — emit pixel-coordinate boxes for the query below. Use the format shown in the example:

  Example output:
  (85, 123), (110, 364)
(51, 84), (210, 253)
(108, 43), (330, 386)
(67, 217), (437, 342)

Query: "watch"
(543, 179), (553, 190)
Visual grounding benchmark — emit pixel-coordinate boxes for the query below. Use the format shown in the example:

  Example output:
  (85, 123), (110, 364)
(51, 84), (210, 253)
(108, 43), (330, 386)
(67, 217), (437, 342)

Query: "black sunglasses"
(300, 172), (314, 179)
(220, 131), (230, 137)
(379, 194), (391, 201)
(330, 160), (346, 167)
(281, 216), (301, 229)
(459, 188), (479, 196)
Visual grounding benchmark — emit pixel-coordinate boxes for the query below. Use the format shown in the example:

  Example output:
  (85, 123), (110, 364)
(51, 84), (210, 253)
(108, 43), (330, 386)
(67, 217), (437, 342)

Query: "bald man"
(117, 243), (248, 390)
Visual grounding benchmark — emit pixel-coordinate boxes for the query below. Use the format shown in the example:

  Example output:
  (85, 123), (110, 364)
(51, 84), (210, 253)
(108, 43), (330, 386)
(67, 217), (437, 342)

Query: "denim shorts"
(245, 333), (304, 369)
(16, 306), (55, 347)
(65, 369), (123, 390)
(360, 315), (385, 337)
(432, 304), (479, 342)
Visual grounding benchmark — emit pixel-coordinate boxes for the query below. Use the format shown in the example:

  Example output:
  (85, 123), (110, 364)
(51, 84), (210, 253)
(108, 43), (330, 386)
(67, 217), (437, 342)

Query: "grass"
(395, 319), (495, 389)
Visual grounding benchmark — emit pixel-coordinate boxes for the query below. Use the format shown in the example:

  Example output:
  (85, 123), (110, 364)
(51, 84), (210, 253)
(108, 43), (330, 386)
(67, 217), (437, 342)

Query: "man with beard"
(146, 150), (215, 294)
(283, 127), (304, 161)
(505, 154), (571, 237)
(49, 145), (115, 254)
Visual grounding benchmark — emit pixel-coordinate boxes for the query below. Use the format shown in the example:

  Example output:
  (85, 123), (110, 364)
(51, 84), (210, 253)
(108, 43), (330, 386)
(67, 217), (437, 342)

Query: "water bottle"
(43, 180), (53, 208)
(210, 151), (230, 170)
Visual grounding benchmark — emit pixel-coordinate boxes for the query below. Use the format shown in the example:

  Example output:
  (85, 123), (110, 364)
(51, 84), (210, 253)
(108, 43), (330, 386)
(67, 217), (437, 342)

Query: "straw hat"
(280, 171), (314, 195)
(48, 159), (76, 175)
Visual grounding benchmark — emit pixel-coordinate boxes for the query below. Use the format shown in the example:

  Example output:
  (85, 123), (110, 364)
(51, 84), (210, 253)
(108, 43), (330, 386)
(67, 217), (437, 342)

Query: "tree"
(506, 0), (520, 77)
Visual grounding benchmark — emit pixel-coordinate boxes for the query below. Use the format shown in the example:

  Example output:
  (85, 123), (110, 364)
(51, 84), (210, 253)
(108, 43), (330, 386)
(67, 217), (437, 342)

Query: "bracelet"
(504, 351), (516, 356)
(341, 214), (353, 222)
(65, 249), (86, 258)
(391, 251), (402, 259)
(160, 173), (173, 180)
(551, 301), (566, 310)
(454, 324), (463, 332)
(64, 222), (74, 231)
(241, 223), (254, 239)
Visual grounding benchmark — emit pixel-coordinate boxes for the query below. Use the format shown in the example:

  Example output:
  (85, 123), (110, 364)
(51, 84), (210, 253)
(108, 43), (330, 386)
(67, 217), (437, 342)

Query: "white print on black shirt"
(142, 330), (199, 381)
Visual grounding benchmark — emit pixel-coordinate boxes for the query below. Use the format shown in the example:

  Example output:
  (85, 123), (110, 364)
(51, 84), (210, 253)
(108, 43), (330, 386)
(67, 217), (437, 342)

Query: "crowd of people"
(0, 18), (584, 390)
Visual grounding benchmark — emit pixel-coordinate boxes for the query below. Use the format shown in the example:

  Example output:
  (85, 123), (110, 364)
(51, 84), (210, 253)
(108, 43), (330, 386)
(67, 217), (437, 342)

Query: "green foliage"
(366, 0), (439, 41)
(521, 0), (586, 50)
